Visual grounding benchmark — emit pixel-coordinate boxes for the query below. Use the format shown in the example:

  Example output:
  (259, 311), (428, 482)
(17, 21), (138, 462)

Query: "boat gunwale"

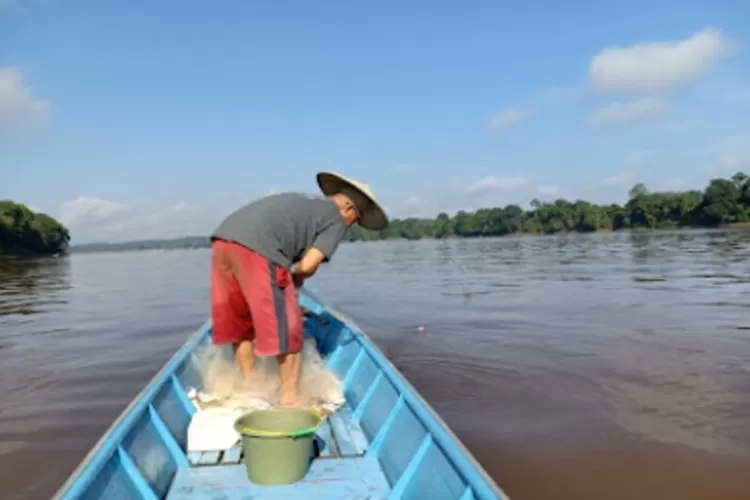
(51, 318), (212, 499)
(53, 290), (509, 499)
(300, 289), (509, 499)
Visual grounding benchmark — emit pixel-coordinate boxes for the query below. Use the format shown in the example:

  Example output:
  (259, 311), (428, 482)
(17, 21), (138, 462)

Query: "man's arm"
(292, 247), (326, 288)
(293, 218), (348, 288)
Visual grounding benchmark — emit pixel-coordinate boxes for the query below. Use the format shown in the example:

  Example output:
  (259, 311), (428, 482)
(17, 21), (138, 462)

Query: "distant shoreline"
(0, 201), (71, 257)
(6, 171), (750, 257)
(67, 224), (750, 255)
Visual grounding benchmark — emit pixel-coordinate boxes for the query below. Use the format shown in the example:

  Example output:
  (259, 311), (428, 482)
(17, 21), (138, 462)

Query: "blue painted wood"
(388, 434), (434, 499)
(169, 375), (197, 416)
(187, 451), (221, 467)
(186, 452), (204, 467)
(374, 401), (429, 488)
(147, 406), (190, 468)
(152, 381), (193, 451)
(186, 418), (337, 468)
(327, 405), (368, 457)
(299, 292), (510, 500)
(344, 351), (380, 411)
(341, 348), (366, 389)
(461, 487), (478, 500)
(53, 292), (510, 500)
(367, 396), (405, 455)
(314, 418), (337, 458)
(121, 408), (180, 497)
(219, 448), (242, 465)
(53, 319), (211, 500)
(196, 451), (220, 466)
(352, 372), (383, 421)
(356, 373), (399, 442)
(80, 450), (142, 499)
(117, 447), (159, 500)
(166, 457), (390, 499)
(394, 434), (471, 499)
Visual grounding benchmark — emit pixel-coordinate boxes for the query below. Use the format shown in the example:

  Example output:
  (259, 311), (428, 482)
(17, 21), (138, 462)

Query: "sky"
(2, 0), (749, 243)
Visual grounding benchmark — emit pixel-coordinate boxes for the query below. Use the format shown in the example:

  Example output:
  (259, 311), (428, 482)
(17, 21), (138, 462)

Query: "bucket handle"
(235, 409), (325, 438)
(239, 426), (318, 439)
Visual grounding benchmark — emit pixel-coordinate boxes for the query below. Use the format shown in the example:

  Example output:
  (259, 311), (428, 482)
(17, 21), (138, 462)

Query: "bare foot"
(279, 393), (308, 409)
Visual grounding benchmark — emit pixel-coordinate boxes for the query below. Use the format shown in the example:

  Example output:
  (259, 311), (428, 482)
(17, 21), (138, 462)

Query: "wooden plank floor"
(167, 457), (390, 499)
(186, 405), (369, 467)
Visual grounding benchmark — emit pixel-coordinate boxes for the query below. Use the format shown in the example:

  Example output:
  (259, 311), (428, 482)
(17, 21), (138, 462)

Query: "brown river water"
(1, 229), (750, 499)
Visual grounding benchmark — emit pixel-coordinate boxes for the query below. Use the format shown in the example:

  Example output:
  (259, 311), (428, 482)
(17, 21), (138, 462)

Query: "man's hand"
(302, 307), (331, 324)
(293, 273), (305, 289)
(292, 247), (326, 286)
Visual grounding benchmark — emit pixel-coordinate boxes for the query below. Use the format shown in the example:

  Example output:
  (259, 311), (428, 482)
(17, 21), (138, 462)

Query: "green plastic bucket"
(234, 408), (323, 485)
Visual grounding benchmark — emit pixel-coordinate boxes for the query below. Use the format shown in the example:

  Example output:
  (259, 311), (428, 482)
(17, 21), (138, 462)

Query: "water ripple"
(2, 230), (750, 499)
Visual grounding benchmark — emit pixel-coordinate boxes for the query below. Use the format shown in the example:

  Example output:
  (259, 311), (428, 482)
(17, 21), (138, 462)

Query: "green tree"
(697, 178), (741, 225)
(0, 201), (70, 255)
(344, 172), (750, 242)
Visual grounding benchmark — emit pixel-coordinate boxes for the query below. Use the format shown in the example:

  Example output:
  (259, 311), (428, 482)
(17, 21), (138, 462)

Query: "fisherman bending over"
(209, 171), (388, 408)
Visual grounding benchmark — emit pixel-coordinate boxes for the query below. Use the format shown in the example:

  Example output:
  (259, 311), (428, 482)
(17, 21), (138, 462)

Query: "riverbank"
(0, 201), (71, 257)
(67, 224), (750, 255)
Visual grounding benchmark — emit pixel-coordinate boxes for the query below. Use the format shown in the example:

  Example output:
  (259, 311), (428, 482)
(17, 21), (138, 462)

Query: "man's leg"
(278, 351), (303, 407)
(211, 240), (256, 376)
(271, 271), (305, 407)
(232, 339), (255, 376)
(230, 246), (305, 407)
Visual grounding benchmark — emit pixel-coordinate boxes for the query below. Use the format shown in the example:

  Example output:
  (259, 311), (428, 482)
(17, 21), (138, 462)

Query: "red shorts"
(210, 239), (304, 356)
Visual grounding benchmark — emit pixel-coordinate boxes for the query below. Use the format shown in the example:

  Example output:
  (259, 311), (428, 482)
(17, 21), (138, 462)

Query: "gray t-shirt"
(211, 192), (349, 268)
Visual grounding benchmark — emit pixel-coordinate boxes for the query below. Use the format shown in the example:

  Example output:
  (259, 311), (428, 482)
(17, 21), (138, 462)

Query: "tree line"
(347, 172), (750, 241)
(0, 201), (71, 256)
(11, 172), (747, 256)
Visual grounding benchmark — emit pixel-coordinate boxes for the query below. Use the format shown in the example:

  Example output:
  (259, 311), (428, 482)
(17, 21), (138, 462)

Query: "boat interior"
(57, 292), (505, 500)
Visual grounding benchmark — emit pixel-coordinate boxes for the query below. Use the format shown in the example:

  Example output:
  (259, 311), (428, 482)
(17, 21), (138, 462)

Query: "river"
(1, 229), (749, 499)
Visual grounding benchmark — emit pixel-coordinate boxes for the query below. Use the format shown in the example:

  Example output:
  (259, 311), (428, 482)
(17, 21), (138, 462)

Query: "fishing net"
(184, 337), (346, 452)
(187, 337), (346, 415)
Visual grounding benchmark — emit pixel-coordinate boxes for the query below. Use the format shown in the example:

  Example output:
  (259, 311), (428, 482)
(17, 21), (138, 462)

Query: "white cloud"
(487, 107), (534, 129)
(0, 67), (50, 128)
(599, 172), (635, 187)
(58, 196), (131, 230)
(467, 176), (529, 194)
(591, 97), (667, 125)
(57, 195), (249, 244)
(379, 175), (537, 219)
(401, 196), (422, 208)
(589, 27), (736, 93)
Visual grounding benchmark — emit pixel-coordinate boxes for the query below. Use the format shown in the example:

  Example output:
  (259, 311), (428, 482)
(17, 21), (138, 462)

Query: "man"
(209, 171), (389, 408)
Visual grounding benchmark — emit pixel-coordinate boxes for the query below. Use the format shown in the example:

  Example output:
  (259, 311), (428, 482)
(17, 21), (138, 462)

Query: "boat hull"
(52, 290), (510, 499)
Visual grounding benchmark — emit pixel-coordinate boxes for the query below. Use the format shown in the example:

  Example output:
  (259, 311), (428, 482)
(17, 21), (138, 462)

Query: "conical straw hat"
(316, 171), (389, 230)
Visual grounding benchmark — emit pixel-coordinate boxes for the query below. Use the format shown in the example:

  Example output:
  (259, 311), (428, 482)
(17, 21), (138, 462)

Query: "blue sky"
(2, 0), (749, 243)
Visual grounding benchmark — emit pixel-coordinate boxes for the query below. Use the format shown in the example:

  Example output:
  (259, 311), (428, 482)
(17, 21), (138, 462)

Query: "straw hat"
(316, 171), (389, 230)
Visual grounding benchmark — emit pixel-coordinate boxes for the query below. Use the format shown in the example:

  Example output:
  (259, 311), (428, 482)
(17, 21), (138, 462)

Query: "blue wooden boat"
(53, 289), (510, 499)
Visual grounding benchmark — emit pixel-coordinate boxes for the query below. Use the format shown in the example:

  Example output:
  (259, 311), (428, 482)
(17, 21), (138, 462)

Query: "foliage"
(0, 201), (71, 255)
(72, 236), (210, 253)
(65, 172), (750, 254)
(347, 172), (750, 241)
